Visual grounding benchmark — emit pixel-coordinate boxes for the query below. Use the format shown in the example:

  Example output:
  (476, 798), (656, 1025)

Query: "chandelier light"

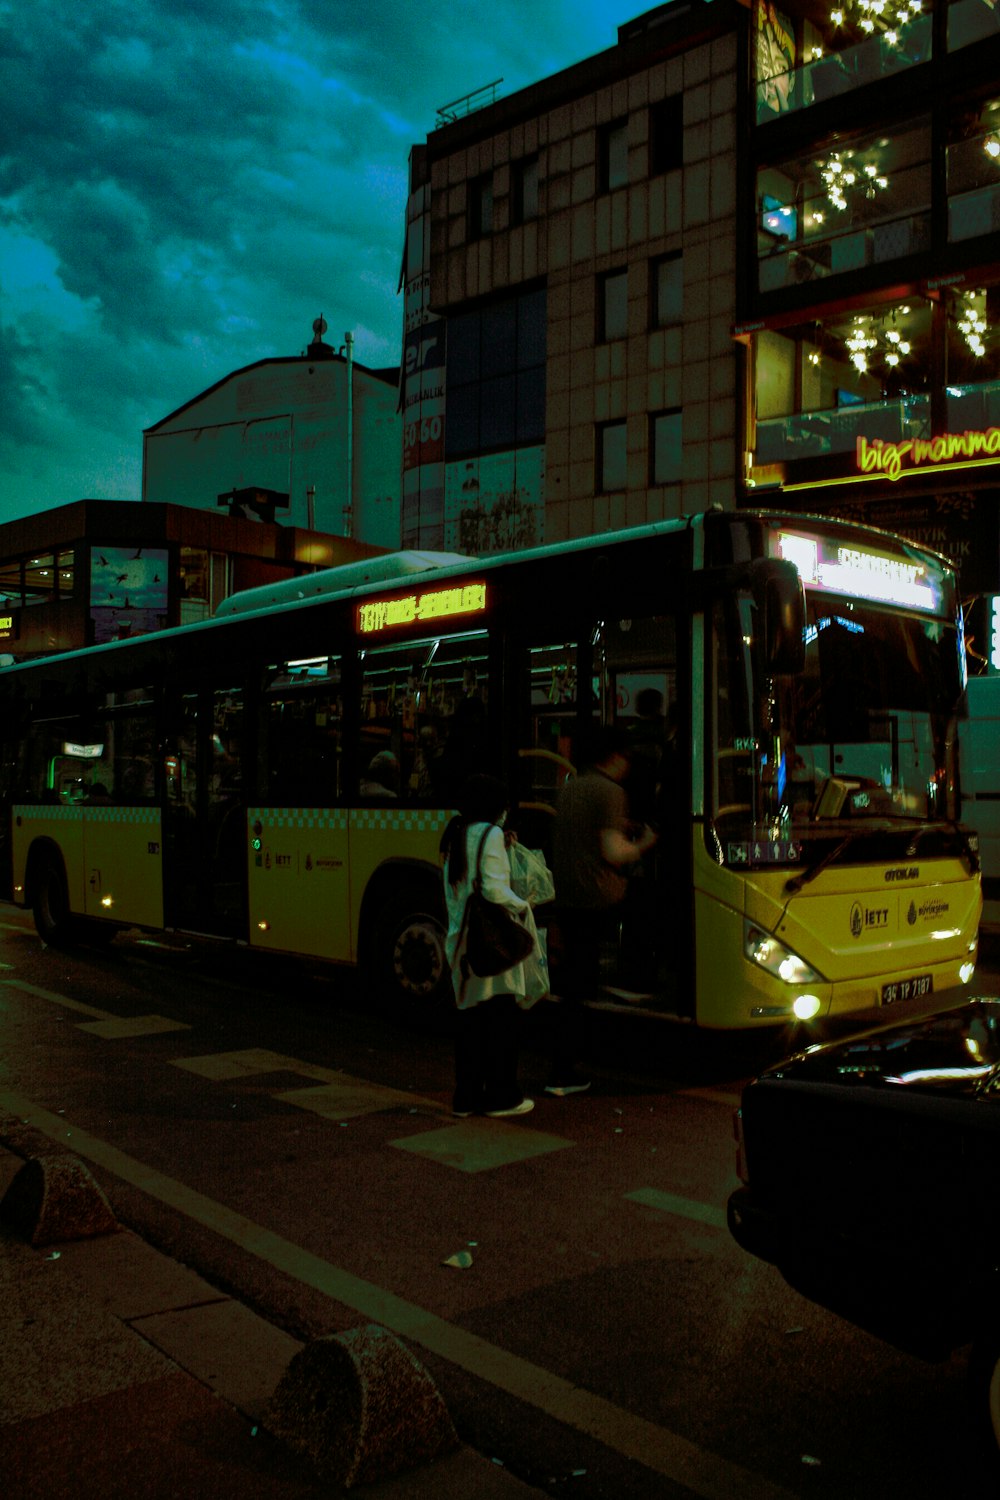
(957, 290), (988, 359)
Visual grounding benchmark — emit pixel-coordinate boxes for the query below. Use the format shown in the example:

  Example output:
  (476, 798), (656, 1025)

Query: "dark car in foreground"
(728, 997), (1000, 1461)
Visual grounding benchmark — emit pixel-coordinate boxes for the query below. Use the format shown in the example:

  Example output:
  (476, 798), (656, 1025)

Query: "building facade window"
(757, 117), (932, 293)
(512, 155), (539, 224)
(650, 411), (683, 485)
(598, 268), (628, 342)
(24, 554), (56, 607)
(469, 173), (494, 239)
(753, 0), (932, 127)
(752, 295), (934, 466)
(947, 95), (1000, 242)
(649, 96), (684, 175)
(651, 254), (683, 328)
(948, 0), (1000, 52)
(599, 119), (629, 193)
(58, 549), (75, 597)
(597, 419), (627, 492)
(445, 287), (547, 460)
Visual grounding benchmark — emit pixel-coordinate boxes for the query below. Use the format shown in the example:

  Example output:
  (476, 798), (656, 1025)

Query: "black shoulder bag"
(462, 825), (535, 979)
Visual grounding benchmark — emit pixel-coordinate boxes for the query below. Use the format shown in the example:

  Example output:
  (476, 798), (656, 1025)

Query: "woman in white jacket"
(441, 774), (535, 1118)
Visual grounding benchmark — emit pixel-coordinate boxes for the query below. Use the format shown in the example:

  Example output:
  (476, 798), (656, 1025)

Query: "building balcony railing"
(757, 16), (932, 125)
(754, 381), (1000, 466)
(754, 396), (931, 463)
(758, 212), (931, 291)
(949, 182), (1000, 241)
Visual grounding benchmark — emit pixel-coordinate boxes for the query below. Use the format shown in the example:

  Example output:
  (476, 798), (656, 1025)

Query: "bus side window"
(263, 656), (343, 807)
(359, 632), (490, 806)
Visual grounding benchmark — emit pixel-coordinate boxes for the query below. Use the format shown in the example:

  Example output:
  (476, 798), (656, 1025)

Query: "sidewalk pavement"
(0, 1145), (541, 1500)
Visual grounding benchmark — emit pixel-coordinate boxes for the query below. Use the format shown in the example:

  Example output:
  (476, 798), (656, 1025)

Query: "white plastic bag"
(508, 843), (555, 907)
(518, 921), (550, 1007)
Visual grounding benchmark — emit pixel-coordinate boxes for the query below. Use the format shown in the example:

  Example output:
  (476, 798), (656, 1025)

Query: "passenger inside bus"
(360, 750), (400, 800)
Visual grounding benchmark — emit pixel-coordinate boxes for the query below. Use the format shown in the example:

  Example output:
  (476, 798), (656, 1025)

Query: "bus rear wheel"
(371, 888), (452, 1029)
(31, 855), (76, 947)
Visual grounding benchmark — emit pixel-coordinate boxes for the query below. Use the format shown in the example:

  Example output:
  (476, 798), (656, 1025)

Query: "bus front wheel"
(371, 888), (452, 1029)
(31, 855), (76, 947)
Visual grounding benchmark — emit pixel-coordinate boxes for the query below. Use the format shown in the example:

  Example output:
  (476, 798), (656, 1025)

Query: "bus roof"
(213, 550), (473, 617)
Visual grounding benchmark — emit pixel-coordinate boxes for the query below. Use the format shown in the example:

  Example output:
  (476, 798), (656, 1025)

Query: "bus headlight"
(744, 920), (822, 984)
(792, 994), (822, 1021)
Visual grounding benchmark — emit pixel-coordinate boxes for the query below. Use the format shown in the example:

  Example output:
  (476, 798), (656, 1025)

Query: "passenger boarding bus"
(0, 510), (982, 1029)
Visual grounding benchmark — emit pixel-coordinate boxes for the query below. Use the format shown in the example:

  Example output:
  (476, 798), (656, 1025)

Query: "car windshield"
(710, 590), (966, 868)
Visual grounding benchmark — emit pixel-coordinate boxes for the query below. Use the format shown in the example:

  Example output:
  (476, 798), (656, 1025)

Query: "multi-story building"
(745, 0), (1000, 663)
(401, 1), (747, 552)
(143, 321), (402, 552)
(403, 0), (1000, 665)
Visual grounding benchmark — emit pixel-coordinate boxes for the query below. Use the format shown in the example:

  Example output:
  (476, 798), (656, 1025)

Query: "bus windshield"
(712, 590), (966, 864)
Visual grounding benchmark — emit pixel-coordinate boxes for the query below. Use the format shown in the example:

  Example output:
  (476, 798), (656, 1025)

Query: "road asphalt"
(0, 1141), (542, 1499)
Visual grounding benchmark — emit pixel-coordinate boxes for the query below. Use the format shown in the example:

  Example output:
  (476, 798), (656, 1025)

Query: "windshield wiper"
(784, 829), (880, 894)
(785, 819), (980, 895)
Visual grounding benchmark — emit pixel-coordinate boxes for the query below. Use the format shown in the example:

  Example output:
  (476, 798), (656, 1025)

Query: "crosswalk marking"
(2, 979), (190, 1035)
(276, 1080), (438, 1121)
(77, 1014), (191, 1038)
(391, 1119), (575, 1173)
(624, 1187), (727, 1229)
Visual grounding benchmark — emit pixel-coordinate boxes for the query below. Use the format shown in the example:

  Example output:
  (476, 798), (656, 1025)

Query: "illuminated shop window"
(948, 0), (1000, 50)
(752, 297), (933, 465)
(58, 550), (74, 596)
(755, 0), (933, 126)
(944, 283), (1000, 432)
(947, 96), (1000, 241)
(24, 554), (55, 607)
(757, 118), (931, 292)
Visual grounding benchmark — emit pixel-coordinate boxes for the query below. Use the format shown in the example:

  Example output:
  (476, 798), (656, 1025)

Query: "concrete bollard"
(264, 1322), (458, 1488)
(0, 1153), (119, 1247)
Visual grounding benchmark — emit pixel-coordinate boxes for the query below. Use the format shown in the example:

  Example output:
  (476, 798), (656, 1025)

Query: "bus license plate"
(882, 975), (932, 1005)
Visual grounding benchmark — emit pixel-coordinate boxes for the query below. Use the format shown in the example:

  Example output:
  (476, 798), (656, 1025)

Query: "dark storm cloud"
(0, 0), (618, 518)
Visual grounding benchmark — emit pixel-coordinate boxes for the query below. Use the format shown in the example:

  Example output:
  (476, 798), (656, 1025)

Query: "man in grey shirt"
(547, 726), (657, 1093)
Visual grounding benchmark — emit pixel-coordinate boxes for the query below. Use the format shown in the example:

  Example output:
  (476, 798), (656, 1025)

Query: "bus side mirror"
(751, 558), (805, 675)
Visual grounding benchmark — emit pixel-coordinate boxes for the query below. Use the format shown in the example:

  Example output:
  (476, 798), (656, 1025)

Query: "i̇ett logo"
(850, 902), (863, 938)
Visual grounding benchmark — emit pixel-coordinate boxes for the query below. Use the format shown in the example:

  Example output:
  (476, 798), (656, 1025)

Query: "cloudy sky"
(1, 0), (622, 525)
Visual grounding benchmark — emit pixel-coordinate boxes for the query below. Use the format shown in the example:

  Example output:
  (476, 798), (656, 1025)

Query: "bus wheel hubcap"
(393, 921), (443, 996)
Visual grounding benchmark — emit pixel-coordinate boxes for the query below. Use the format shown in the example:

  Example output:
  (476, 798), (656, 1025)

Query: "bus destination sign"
(778, 532), (942, 613)
(357, 582), (487, 635)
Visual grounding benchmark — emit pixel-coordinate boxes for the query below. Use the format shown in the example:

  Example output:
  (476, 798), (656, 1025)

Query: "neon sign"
(857, 428), (1000, 483)
(779, 533), (940, 612)
(358, 583), (487, 635)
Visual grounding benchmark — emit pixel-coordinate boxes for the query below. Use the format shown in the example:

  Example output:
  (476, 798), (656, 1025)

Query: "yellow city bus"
(0, 511), (982, 1029)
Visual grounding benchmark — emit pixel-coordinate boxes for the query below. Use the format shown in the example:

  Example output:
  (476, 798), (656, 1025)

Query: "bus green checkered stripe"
(351, 810), (451, 833)
(13, 804), (160, 825)
(251, 807), (450, 834)
(250, 809), (349, 832)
